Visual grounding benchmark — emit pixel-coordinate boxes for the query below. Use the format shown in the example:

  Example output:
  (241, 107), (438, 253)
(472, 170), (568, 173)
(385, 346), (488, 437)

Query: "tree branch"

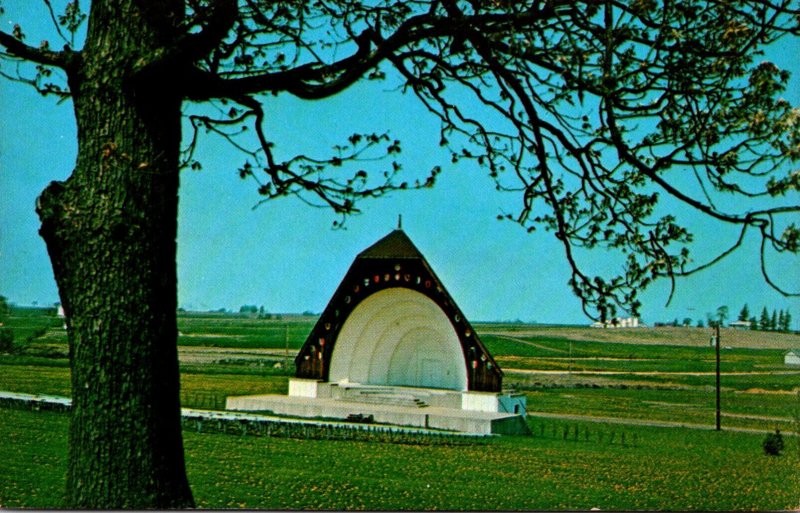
(186, 5), (573, 101)
(0, 29), (78, 69)
(173, 0), (239, 64)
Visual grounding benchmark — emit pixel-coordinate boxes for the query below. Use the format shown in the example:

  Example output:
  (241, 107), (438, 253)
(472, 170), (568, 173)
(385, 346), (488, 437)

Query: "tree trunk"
(35, 1), (194, 508)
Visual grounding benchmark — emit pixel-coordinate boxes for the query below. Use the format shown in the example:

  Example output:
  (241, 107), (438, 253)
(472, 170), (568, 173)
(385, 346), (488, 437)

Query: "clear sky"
(1, 4), (799, 327)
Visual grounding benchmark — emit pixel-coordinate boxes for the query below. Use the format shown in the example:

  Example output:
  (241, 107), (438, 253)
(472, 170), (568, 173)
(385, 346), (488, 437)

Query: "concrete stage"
(226, 381), (529, 435)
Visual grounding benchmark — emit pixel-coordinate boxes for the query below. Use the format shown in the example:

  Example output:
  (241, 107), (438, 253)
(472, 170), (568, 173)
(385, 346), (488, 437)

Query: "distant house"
(785, 350), (800, 367)
(590, 317), (641, 329)
(729, 320), (752, 330)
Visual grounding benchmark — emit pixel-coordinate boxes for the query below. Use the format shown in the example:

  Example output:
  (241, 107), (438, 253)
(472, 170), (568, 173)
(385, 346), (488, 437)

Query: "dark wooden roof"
(357, 229), (424, 260)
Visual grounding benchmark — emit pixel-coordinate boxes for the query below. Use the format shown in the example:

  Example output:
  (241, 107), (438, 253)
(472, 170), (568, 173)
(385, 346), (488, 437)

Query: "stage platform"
(226, 381), (529, 435)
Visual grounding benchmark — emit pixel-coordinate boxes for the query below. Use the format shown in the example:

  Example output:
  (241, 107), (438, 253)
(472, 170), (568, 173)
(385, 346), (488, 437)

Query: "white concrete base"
(288, 378), (325, 398)
(226, 381), (529, 435)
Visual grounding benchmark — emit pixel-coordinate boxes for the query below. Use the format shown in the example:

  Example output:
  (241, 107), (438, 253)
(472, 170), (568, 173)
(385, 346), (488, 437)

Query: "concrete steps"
(339, 392), (429, 408)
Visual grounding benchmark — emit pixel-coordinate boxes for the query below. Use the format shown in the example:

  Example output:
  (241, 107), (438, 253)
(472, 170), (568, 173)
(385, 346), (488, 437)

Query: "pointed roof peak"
(358, 229), (424, 259)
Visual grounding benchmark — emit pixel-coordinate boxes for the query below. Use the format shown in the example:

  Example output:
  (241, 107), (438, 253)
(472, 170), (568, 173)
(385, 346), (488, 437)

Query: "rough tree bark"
(34, 1), (194, 508)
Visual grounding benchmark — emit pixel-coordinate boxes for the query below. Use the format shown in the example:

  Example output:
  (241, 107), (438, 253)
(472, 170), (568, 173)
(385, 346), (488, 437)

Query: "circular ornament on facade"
(394, 264), (401, 271)
(395, 273), (401, 281)
(465, 329), (472, 337)
(425, 280), (431, 288)
(345, 296), (351, 304)
(384, 273), (391, 282)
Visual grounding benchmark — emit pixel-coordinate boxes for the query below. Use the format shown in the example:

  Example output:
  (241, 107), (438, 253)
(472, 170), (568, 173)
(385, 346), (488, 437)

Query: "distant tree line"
(0, 295), (15, 352)
(239, 305), (274, 319)
(735, 303), (793, 332)
(695, 304), (794, 332)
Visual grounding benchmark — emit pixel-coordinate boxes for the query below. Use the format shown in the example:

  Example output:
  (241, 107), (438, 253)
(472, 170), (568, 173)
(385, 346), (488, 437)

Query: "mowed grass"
(1, 407), (798, 510)
(0, 409), (68, 509)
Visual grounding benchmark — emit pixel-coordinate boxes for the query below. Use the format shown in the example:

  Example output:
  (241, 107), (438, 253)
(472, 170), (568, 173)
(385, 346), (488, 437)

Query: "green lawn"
(1, 407), (798, 510)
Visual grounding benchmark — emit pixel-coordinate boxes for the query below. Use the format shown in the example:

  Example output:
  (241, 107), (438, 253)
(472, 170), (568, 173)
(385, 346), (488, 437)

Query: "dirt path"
(493, 335), (569, 354)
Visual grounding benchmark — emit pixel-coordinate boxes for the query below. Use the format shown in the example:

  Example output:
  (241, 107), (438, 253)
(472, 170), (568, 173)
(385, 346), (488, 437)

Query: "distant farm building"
(227, 228), (528, 435)
(729, 320), (752, 330)
(785, 350), (800, 367)
(56, 303), (67, 329)
(590, 317), (641, 329)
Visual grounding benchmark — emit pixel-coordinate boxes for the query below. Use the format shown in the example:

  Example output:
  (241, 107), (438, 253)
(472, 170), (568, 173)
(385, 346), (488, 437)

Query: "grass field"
(1, 407), (799, 510)
(1, 307), (799, 509)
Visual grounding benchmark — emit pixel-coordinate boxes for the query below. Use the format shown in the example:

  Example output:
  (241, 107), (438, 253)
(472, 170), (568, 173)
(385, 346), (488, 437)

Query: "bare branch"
(0, 29), (78, 69)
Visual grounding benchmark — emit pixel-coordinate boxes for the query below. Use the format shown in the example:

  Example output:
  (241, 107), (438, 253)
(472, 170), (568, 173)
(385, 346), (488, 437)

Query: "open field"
(480, 324), (800, 349)
(2, 309), (799, 429)
(1, 308), (799, 509)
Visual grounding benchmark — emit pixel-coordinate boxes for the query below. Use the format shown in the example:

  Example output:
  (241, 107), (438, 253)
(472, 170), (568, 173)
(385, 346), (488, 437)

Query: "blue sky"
(1, 4), (799, 327)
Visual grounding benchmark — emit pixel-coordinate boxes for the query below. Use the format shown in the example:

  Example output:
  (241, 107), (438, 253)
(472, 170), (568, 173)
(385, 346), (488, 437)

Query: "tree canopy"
(2, 1), (799, 321)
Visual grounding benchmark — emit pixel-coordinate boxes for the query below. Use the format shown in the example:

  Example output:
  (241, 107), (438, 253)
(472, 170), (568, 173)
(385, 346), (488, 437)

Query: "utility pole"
(568, 340), (573, 383)
(714, 323), (721, 431)
(284, 323), (289, 374)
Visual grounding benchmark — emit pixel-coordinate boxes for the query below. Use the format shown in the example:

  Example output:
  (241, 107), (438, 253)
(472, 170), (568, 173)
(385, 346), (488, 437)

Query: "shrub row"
(180, 414), (489, 446)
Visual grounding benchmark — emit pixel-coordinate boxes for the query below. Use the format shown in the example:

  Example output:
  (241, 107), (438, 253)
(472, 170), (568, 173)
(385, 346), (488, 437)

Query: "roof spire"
(397, 214), (403, 230)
